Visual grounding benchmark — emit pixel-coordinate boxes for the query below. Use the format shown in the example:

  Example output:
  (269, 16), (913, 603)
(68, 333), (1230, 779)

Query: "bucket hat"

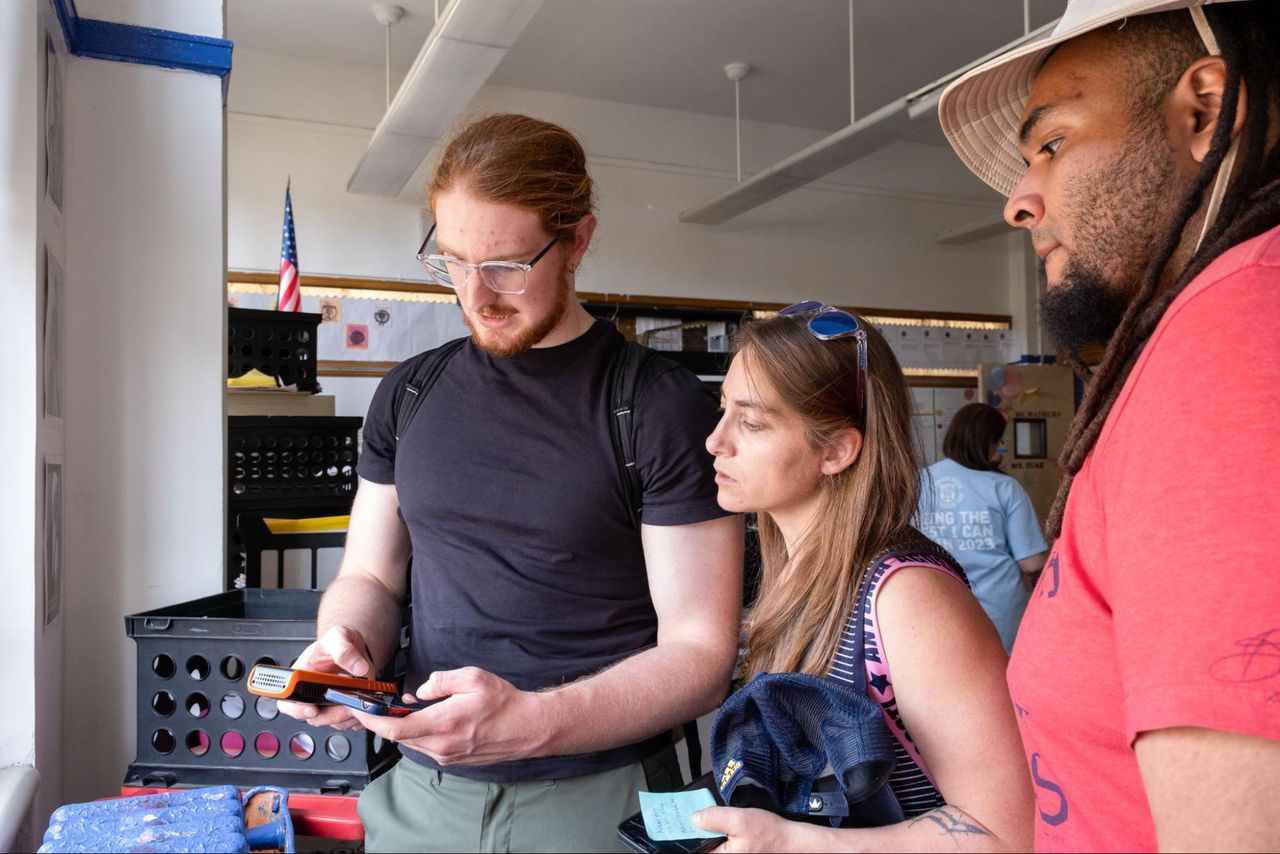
(709, 672), (901, 826)
(939, 0), (1249, 197)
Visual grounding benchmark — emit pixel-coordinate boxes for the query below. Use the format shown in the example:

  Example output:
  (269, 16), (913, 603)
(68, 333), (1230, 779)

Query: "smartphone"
(246, 664), (398, 704)
(322, 687), (422, 718)
(617, 773), (727, 854)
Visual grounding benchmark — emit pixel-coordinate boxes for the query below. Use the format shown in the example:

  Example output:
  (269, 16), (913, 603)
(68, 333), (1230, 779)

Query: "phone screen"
(323, 687), (418, 717)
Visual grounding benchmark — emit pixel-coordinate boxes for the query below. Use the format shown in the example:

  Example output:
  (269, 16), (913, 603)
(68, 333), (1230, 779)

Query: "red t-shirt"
(1008, 223), (1280, 852)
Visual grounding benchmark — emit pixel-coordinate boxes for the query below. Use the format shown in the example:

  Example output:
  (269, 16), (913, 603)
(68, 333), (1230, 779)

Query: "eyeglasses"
(416, 224), (559, 296)
(778, 300), (868, 429)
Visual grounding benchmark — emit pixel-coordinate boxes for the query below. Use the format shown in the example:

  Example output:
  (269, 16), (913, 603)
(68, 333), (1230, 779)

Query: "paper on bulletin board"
(706, 321), (729, 353)
(999, 330), (1022, 362)
(911, 387), (939, 465)
(636, 317), (682, 351)
(413, 301), (470, 352)
(318, 297), (342, 324)
(935, 386), (976, 445)
(893, 327), (926, 368)
(920, 329), (945, 366)
(936, 330), (958, 367)
(344, 323), (370, 350)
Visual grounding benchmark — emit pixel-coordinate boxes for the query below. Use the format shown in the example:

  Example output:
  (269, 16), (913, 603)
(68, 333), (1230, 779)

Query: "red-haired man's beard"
(462, 270), (573, 357)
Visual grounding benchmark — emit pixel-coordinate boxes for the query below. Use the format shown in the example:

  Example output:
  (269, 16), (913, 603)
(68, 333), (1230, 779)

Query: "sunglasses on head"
(777, 300), (868, 429)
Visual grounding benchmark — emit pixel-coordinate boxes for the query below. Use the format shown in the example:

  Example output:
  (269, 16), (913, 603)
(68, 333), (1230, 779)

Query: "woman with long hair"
(692, 304), (1031, 852)
(917, 403), (1049, 653)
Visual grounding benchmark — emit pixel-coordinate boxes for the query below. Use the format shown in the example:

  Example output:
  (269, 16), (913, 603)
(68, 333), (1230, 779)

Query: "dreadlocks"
(1046, 3), (1280, 538)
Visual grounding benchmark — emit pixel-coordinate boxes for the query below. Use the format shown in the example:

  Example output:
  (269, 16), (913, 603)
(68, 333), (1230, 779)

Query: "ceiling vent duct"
(347, 0), (546, 197)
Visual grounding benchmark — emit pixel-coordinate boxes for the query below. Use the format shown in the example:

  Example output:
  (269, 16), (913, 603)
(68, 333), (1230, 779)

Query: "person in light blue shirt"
(917, 404), (1048, 653)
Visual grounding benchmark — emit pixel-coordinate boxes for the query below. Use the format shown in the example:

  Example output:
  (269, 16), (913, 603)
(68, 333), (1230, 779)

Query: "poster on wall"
(44, 33), (64, 212)
(318, 297), (342, 324)
(345, 323), (370, 350)
(43, 249), (64, 419)
(44, 460), (63, 630)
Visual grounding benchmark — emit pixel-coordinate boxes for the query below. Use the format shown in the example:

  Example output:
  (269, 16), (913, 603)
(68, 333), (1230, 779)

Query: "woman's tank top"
(827, 541), (970, 818)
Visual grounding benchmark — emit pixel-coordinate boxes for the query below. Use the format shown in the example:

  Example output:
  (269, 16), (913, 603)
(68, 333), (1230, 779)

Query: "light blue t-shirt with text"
(916, 457), (1048, 652)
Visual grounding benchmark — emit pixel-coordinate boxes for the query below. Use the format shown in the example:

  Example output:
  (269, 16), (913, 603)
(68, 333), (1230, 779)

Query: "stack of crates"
(226, 415), (362, 590)
(228, 416), (362, 509)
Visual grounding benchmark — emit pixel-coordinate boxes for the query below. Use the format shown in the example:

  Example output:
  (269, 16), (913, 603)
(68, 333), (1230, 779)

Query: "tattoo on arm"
(909, 807), (993, 845)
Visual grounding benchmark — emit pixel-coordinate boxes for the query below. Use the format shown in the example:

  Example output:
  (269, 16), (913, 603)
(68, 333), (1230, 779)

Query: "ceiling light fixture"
(679, 11), (1059, 225)
(724, 62), (751, 183)
(847, 0), (856, 124)
(371, 3), (405, 109)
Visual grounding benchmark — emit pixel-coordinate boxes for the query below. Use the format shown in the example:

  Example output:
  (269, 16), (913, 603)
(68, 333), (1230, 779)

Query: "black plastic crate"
(124, 589), (400, 794)
(228, 308), (322, 393)
(229, 416), (361, 511)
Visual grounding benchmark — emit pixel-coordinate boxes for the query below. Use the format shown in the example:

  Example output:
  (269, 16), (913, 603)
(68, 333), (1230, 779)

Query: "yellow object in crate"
(261, 515), (350, 535)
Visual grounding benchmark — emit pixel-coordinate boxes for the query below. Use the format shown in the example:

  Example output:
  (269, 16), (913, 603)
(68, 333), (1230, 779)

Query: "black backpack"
(390, 334), (704, 776)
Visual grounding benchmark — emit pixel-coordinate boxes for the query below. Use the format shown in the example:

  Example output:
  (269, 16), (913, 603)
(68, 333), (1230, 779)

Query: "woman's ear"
(1168, 55), (1248, 165)
(820, 427), (863, 476)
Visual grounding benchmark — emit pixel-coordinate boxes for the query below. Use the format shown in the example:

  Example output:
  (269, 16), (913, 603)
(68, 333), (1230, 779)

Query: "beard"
(463, 270), (572, 357)
(1039, 258), (1132, 357)
(1036, 112), (1183, 360)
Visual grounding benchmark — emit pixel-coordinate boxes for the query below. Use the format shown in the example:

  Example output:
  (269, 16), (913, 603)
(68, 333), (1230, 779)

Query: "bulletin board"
(227, 272), (1018, 381)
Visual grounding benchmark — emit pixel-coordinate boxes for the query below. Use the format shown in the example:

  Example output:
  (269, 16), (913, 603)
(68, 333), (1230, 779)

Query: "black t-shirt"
(358, 320), (729, 781)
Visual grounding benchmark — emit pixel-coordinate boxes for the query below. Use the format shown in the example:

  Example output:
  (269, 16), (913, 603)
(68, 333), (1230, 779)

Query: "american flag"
(277, 181), (300, 312)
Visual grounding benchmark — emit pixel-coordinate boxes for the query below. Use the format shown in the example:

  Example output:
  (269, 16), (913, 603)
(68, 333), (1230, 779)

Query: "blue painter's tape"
(46, 0), (233, 80)
(72, 19), (232, 77)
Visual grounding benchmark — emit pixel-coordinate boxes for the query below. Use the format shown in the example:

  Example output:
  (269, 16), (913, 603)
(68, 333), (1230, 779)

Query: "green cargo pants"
(357, 747), (683, 853)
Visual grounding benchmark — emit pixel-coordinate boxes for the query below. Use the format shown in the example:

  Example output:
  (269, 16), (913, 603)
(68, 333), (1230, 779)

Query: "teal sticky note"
(638, 789), (720, 841)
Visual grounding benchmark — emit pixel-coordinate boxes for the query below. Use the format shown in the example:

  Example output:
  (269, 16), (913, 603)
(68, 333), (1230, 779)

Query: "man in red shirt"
(939, 1), (1280, 850)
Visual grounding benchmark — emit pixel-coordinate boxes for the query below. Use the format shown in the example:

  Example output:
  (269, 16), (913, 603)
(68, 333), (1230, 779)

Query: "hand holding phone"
(322, 687), (424, 718)
(617, 773), (727, 854)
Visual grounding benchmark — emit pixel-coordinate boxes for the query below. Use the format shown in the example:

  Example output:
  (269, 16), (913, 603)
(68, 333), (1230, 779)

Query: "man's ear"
(820, 428), (863, 476)
(569, 214), (598, 271)
(1169, 55), (1248, 164)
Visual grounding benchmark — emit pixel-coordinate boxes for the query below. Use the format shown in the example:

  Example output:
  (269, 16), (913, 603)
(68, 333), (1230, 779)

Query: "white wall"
(228, 48), (1013, 315)
(58, 8), (227, 807)
(74, 0), (224, 39)
(1, 2), (73, 845)
(31, 3), (69, 834)
(0, 0), (40, 808)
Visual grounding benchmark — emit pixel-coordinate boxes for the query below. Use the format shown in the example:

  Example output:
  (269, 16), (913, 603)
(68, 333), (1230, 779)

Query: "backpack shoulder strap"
(394, 336), (467, 443)
(607, 337), (660, 528)
(606, 336), (702, 774)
